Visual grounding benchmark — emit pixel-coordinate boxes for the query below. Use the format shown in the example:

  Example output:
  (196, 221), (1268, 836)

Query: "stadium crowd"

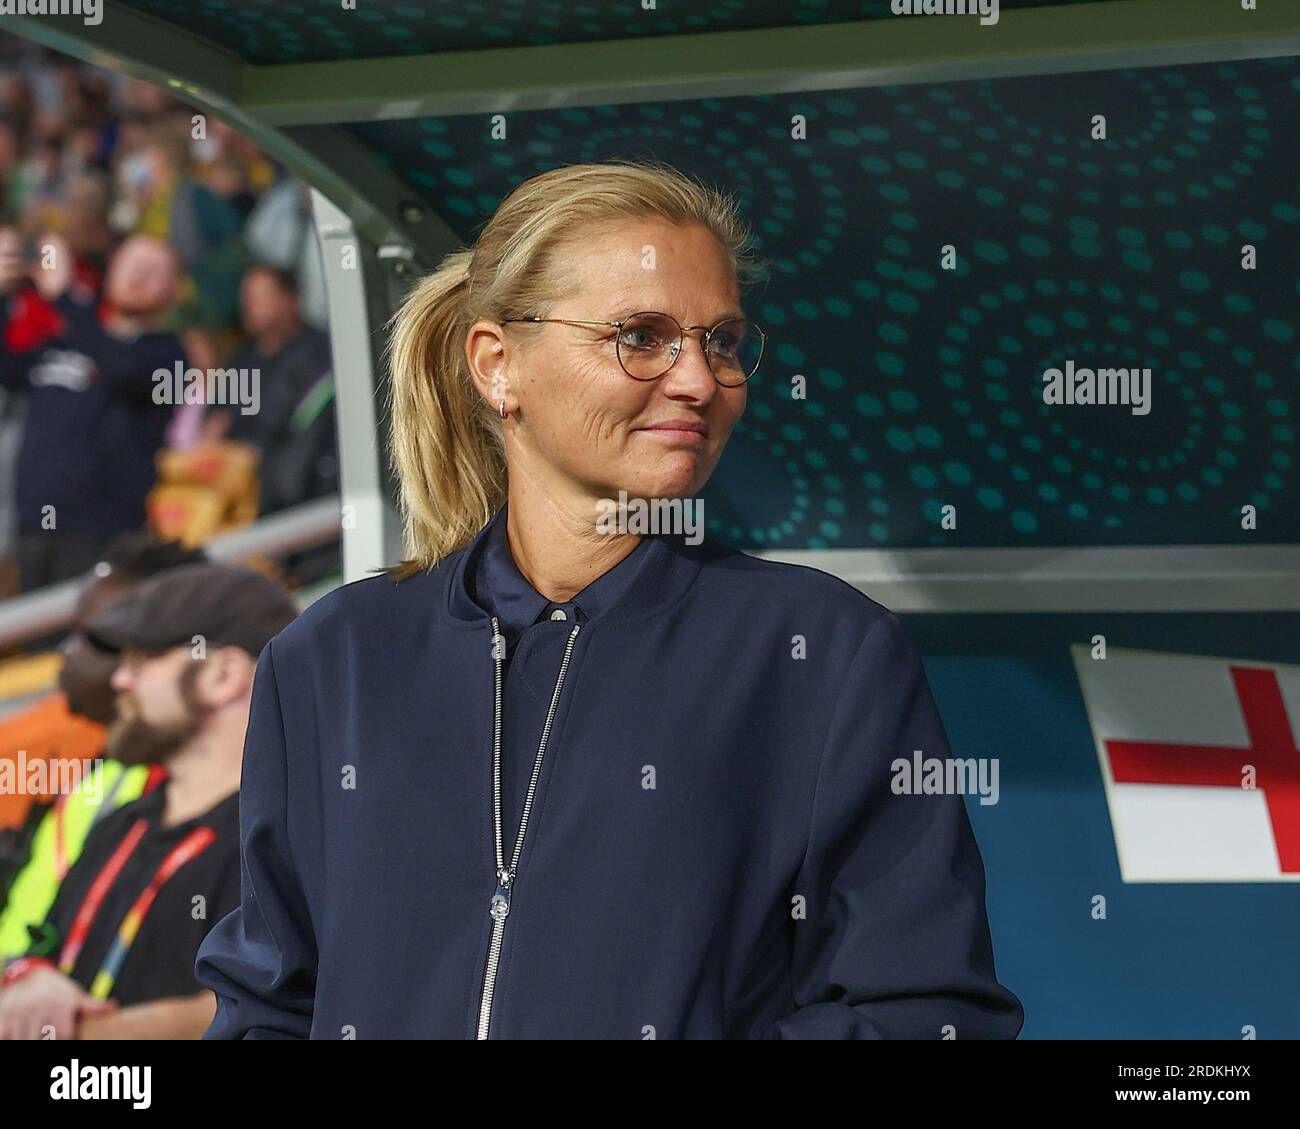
(0, 40), (339, 595)
(0, 40), (335, 1040)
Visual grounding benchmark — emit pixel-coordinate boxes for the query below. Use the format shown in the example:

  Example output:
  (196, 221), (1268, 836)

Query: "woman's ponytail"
(385, 249), (506, 579)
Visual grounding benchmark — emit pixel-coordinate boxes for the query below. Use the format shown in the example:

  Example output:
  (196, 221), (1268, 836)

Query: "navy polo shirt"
(465, 506), (651, 849)
(467, 504), (651, 655)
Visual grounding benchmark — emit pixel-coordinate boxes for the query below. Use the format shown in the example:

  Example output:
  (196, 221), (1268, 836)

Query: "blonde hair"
(383, 158), (767, 580)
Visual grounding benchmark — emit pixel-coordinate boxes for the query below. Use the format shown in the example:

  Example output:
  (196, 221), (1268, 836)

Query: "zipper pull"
(489, 868), (513, 921)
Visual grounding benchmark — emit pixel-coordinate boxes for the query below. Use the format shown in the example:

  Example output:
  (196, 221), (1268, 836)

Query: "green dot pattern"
(350, 54), (1299, 549)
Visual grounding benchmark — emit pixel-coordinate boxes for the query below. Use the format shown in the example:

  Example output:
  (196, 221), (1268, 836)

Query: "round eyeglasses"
(501, 311), (765, 387)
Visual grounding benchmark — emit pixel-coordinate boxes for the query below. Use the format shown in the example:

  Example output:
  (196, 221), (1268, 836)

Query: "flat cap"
(86, 562), (298, 658)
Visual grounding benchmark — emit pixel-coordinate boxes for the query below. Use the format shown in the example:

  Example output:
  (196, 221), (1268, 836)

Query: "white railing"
(0, 495), (342, 649)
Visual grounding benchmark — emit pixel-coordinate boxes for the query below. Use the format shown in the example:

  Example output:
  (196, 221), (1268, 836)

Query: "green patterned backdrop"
(352, 57), (1299, 550)
(118, 2), (1300, 550)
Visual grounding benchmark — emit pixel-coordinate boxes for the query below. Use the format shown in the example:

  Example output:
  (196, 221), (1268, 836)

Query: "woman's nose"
(661, 334), (717, 397)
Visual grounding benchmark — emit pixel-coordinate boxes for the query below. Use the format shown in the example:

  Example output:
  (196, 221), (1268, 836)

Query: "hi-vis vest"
(0, 759), (156, 960)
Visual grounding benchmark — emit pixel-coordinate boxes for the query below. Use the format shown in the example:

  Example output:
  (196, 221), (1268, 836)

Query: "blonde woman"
(196, 160), (1023, 1040)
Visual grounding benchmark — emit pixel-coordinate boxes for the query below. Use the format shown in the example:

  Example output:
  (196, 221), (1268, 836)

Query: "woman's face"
(470, 219), (747, 515)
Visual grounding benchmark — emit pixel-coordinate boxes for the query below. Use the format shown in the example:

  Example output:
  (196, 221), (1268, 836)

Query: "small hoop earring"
(498, 399), (507, 419)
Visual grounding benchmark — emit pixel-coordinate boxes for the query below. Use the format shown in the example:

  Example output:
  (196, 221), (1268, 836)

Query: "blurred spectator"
(0, 119), (23, 205)
(12, 135), (62, 226)
(243, 177), (328, 329)
(62, 169), (113, 266)
(213, 264), (337, 515)
(203, 154), (257, 221)
(130, 121), (245, 333)
(195, 118), (276, 198)
(0, 73), (34, 135)
(0, 229), (185, 590)
(4, 169), (111, 352)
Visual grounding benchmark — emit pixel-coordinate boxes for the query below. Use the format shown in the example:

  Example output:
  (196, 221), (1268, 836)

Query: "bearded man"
(0, 563), (296, 1040)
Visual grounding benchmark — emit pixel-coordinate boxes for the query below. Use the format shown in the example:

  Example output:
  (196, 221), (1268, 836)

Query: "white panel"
(1075, 649), (1249, 747)
(1111, 784), (1280, 882)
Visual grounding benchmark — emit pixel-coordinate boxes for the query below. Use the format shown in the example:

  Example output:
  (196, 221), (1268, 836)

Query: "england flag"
(1072, 645), (1300, 883)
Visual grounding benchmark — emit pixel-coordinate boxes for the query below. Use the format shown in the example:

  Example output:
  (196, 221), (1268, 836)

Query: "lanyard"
(53, 762), (167, 883)
(58, 816), (216, 999)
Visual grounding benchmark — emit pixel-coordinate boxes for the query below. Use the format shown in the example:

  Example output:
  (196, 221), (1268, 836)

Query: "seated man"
(0, 562), (298, 1039)
(0, 532), (206, 959)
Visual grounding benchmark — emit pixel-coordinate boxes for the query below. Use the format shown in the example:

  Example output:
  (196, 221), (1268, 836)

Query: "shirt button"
(549, 608), (568, 621)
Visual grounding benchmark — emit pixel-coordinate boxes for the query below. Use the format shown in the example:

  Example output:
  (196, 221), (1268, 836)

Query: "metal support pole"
(311, 192), (407, 582)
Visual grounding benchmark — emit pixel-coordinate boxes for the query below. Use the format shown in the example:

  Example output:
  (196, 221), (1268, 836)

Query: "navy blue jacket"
(195, 507), (1023, 1039)
(0, 291), (182, 542)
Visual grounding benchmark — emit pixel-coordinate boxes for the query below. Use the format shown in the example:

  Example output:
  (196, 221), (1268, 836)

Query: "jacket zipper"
(475, 615), (581, 1040)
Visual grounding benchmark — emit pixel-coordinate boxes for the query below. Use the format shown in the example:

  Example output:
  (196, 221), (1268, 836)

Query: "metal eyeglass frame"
(500, 311), (766, 387)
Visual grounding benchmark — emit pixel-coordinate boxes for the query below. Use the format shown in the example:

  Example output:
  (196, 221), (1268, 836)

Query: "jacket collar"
(469, 501), (658, 642)
(444, 502), (705, 630)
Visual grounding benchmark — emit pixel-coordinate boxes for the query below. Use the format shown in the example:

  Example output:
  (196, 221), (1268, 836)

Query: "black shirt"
(228, 327), (336, 513)
(30, 784), (240, 1007)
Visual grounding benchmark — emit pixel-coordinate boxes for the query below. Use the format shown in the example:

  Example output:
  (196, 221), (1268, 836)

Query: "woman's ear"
(465, 319), (513, 417)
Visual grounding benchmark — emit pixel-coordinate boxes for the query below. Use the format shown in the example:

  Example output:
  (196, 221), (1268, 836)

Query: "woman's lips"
(638, 421), (709, 444)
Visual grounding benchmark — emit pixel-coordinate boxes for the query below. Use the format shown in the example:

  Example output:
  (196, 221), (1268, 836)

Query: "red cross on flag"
(1072, 645), (1300, 883)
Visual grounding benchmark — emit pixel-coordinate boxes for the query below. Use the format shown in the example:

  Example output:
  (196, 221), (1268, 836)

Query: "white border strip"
(752, 545), (1300, 613)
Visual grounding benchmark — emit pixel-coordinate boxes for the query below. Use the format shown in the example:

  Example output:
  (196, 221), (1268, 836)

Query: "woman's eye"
(619, 328), (659, 350)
